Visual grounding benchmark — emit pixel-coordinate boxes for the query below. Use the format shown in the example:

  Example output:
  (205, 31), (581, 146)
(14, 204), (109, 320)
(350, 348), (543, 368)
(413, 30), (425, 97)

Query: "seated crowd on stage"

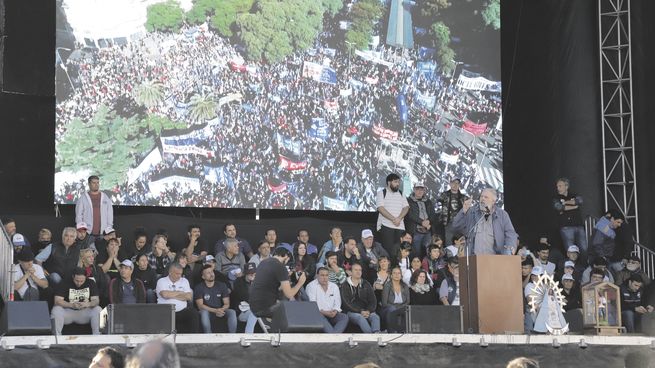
(3, 175), (654, 334)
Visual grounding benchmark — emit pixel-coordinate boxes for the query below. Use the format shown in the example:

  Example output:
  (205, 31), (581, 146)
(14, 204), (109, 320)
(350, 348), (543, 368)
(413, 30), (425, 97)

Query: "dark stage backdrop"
(0, 0), (653, 248)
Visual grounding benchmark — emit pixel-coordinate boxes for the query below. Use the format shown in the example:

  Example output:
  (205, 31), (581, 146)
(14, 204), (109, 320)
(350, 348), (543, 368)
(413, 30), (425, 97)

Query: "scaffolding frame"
(598, 0), (639, 242)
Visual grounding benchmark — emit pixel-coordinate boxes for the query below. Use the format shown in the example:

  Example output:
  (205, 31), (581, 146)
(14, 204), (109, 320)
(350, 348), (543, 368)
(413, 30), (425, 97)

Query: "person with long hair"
(293, 242), (317, 283)
(422, 243), (446, 284)
(147, 235), (175, 279)
(380, 267), (409, 332)
(409, 269), (437, 305)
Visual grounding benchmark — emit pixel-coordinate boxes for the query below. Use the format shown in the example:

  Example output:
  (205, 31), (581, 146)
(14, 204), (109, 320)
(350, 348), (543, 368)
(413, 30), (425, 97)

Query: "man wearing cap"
(406, 182), (437, 259)
(230, 262), (258, 333)
(74, 222), (97, 252)
(453, 188), (518, 255)
(615, 255), (652, 287)
(11, 233), (31, 263)
(561, 274), (582, 311)
(620, 274), (654, 333)
(553, 178), (588, 259)
(559, 245), (585, 281)
(195, 264), (237, 333)
(108, 260), (146, 305)
(437, 179), (467, 246)
(75, 175), (114, 237)
(51, 266), (102, 335)
(360, 229), (389, 282)
(13, 249), (48, 301)
(523, 266), (543, 332)
(376, 173), (410, 257)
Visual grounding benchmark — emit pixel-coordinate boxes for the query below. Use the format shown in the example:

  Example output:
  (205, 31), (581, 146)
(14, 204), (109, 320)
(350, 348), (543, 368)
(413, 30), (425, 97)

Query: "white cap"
(564, 260), (575, 268)
(204, 255), (216, 263)
(531, 266), (544, 276)
(445, 246), (459, 257)
(76, 222), (88, 230)
(12, 233), (26, 246)
(562, 273), (574, 281)
(104, 226), (116, 235)
(120, 259), (134, 268)
(414, 182), (426, 188)
(361, 229), (374, 239)
(567, 245), (580, 253)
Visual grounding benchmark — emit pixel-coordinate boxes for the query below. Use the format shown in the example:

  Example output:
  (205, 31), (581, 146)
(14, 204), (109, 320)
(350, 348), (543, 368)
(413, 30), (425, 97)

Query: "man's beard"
(390, 184), (400, 192)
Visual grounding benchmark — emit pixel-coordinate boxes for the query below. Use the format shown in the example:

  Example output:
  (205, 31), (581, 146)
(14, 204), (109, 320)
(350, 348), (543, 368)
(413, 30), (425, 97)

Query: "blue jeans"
(145, 289), (157, 303)
(320, 312), (349, 333)
(622, 310), (637, 333)
(199, 309), (237, 333)
(347, 311), (380, 333)
(241, 310), (258, 334)
(560, 226), (588, 254)
(380, 305), (406, 332)
(412, 232), (431, 259)
(47, 272), (62, 286)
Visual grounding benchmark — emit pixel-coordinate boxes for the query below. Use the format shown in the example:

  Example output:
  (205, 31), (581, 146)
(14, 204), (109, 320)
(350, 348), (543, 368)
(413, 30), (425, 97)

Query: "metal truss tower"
(598, 0), (639, 242)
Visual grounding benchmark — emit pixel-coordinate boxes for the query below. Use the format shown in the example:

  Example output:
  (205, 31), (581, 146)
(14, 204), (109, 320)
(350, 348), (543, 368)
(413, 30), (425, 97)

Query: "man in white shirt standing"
(376, 173), (409, 257)
(13, 249), (48, 301)
(156, 262), (198, 333)
(306, 267), (348, 333)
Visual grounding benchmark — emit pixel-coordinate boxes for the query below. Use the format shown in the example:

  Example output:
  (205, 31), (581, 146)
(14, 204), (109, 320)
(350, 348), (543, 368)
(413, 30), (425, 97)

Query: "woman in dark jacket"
(293, 242), (317, 282)
(409, 269), (437, 305)
(380, 267), (410, 332)
(132, 253), (158, 303)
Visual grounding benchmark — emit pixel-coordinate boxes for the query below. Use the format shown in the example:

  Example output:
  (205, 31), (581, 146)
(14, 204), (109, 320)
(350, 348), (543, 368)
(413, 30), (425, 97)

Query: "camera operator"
(249, 247), (307, 319)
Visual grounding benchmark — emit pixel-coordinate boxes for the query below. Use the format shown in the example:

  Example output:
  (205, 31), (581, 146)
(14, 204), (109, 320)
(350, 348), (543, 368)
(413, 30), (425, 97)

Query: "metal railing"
(633, 243), (655, 281)
(0, 221), (14, 302)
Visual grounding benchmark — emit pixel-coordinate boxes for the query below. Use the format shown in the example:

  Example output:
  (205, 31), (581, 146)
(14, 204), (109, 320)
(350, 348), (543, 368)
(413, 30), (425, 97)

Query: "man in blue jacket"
(452, 188), (518, 255)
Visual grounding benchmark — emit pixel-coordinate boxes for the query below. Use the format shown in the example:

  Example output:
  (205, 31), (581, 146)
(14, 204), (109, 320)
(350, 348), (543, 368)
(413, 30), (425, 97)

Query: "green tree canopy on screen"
(344, 0), (383, 50)
(481, 0), (501, 30)
(146, 0), (185, 33)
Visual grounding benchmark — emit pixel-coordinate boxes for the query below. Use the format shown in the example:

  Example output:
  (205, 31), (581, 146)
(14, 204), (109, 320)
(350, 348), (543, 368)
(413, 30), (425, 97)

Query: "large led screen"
(55, 0), (503, 210)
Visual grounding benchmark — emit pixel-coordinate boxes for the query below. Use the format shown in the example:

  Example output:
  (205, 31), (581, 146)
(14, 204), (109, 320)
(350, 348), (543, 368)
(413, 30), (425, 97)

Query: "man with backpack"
(376, 173), (409, 257)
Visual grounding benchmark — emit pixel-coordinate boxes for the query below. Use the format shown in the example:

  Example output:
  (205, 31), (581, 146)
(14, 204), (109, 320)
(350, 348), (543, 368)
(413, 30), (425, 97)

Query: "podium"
(459, 255), (524, 334)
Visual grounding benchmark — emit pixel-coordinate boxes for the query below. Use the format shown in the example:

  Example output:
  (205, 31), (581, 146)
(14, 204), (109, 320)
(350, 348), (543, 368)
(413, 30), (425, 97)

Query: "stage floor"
(1, 333), (653, 368)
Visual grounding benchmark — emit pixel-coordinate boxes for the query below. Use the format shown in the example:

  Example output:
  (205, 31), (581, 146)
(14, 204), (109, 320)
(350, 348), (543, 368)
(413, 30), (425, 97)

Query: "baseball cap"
(562, 273), (574, 282)
(564, 261), (575, 268)
(76, 222), (88, 230)
(103, 226), (116, 235)
(531, 266), (544, 276)
(445, 245), (459, 258)
(203, 255), (216, 264)
(17, 249), (35, 262)
(245, 262), (257, 274)
(628, 254), (641, 262)
(414, 182), (425, 188)
(12, 233), (27, 247)
(120, 259), (134, 268)
(567, 245), (580, 253)
(361, 229), (374, 239)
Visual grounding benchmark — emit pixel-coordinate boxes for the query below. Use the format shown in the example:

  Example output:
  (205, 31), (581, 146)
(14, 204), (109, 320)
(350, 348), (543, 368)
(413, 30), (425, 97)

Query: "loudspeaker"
(271, 301), (324, 333)
(0, 301), (52, 336)
(405, 305), (463, 333)
(108, 304), (175, 334)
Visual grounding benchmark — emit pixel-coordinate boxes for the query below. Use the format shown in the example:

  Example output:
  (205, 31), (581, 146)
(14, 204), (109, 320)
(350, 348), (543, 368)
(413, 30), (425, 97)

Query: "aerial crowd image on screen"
(55, 0), (502, 210)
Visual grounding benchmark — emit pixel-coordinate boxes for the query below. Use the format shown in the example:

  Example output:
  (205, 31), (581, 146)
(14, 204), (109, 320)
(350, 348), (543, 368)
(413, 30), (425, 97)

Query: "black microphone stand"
(464, 204), (488, 333)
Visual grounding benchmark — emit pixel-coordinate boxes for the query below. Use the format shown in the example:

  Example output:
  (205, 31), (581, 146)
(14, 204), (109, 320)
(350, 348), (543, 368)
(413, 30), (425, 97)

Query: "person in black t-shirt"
(133, 253), (158, 303)
(97, 237), (128, 280)
(183, 224), (209, 265)
(553, 178), (587, 258)
(249, 247), (307, 317)
(194, 265), (237, 333)
(51, 267), (102, 334)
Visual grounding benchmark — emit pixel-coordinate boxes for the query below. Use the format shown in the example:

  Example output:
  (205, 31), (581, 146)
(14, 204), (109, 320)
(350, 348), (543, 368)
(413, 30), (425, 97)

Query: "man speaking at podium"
(452, 188), (518, 255)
